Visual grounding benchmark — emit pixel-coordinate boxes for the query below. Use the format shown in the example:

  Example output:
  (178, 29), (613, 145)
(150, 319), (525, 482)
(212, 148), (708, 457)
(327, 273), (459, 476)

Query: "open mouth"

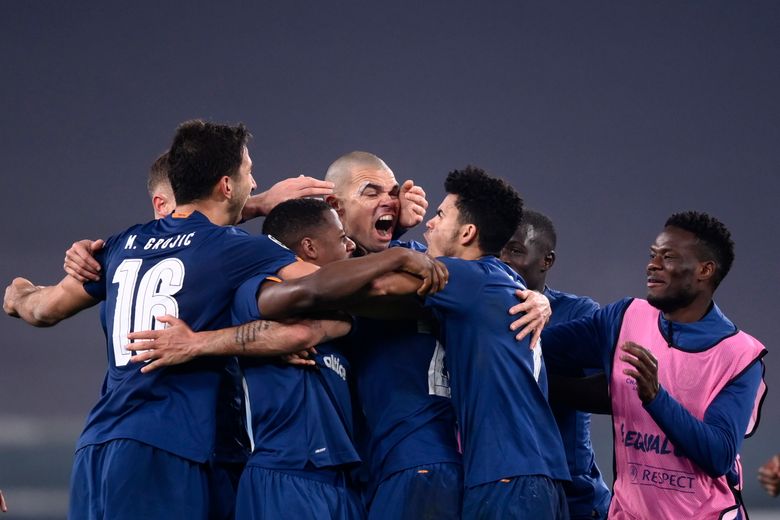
(374, 215), (395, 239)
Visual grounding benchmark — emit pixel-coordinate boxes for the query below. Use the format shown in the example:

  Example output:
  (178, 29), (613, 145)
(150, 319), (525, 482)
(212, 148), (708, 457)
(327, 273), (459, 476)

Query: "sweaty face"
(337, 167), (400, 253)
(310, 209), (356, 266)
(500, 224), (547, 290)
(424, 194), (462, 258)
(231, 147), (257, 223)
(646, 226), (704, 314)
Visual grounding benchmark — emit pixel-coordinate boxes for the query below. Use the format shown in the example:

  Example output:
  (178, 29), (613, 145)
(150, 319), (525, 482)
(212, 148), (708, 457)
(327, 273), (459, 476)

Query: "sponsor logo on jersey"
(323, 354), (347, 381)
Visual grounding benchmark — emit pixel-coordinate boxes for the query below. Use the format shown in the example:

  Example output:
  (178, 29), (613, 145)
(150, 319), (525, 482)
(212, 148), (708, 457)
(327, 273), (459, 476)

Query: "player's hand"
(508, 289), (551, 347)
(0, 488), (7, 513)
(243, 175), (335, 219)
(3, 277), (38, 318)
(64, 239), (104, 282)
(281, 347), (318, 367)
(758, 454), (780, 497)
(397, 250), (448, 296)
(126, 315), (199, 373)
(620, 341), (660, 403)
(397, 180), (428, 230)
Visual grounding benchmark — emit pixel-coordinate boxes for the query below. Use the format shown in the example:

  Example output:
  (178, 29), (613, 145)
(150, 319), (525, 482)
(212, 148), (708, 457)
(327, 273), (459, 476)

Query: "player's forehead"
(348, 166), (397, 192)
(652, 226), (697, 252)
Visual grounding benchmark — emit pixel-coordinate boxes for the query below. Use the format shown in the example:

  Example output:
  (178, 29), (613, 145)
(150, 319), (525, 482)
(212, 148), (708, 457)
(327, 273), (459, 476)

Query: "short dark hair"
(665, 211), (735, 288)
(167, 120), (250, 205)
(444, 166), (523, 255)
(521, 209), (557, 251)
(262, 198), (335, 251)
(146, 151), (170, 197)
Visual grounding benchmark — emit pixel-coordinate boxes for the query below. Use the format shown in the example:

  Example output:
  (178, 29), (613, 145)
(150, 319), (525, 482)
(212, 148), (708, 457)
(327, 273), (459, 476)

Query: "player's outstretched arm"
(259, 248), (447, 319)
(241, 175), (335, 221)
(63, 239), (105, 282)
(0, 489), (7, 513)
(3, 276), (97, 327)
(126, 314), (351, 373)
(508, 289), (552, 346)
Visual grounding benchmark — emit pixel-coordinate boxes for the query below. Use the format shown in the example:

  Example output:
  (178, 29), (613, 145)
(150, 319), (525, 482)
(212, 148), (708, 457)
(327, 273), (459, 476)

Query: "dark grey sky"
(2, 0), (778, 509)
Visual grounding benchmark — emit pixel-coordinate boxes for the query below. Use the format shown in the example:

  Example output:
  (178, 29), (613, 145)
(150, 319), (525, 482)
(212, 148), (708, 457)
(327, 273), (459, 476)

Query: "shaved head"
(324, 150), (400, 253)
(325, 151), (391, 192)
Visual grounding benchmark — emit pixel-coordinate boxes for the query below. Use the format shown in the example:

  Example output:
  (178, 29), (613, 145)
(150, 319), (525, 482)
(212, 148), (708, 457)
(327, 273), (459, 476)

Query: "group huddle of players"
(4, 120), (767, 519)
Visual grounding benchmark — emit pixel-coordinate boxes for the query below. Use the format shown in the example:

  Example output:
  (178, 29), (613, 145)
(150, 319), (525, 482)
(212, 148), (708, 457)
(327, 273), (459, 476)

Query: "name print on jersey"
(122, 232), (196, 251)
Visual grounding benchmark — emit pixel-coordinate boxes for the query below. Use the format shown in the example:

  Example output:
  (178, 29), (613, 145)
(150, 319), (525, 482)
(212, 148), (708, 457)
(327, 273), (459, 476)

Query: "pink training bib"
(609, 300), (766, 520)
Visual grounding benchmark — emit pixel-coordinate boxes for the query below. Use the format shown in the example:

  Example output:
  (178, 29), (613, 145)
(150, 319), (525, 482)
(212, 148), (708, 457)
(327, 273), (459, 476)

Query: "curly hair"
(444, 166), (523, 255)
(262, 198), (334, 251)
(167, 120), (250, 205)
(665, 211), (735, 288)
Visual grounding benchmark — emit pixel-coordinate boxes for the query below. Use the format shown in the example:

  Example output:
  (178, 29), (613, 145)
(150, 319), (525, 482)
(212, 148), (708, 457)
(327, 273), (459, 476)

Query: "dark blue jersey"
(424, 256), (569, 487)
(346, 316), (460, 490)
(344, 239), (460, 494)
(544, 287), (611, 517)
(80, 211), (296, 463)
(542, 298), (765, 482)
(231, 274), (360, 470)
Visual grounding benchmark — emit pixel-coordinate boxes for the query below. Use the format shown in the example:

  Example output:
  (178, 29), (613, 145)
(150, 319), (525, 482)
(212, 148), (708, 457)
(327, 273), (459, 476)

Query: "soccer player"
(540, 211), (767, 519)
(231, 198), (364, 518)
(323, 151), (463, 518)
(402, 166), (570, 518)
(322, 152), (552, 519)
(61, 150), (338, 520)
(501, 209), (611, 519)
(3, 121), (443, 520)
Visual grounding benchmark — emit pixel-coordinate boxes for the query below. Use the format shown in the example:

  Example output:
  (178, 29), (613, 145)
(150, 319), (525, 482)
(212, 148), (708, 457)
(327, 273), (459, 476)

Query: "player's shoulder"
(546, 287), (600, 313)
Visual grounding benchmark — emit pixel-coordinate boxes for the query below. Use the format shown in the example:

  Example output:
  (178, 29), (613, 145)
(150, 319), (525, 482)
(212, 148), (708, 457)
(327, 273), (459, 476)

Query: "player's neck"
(662, 294), (714, 323)
(174, 201), (237, 227)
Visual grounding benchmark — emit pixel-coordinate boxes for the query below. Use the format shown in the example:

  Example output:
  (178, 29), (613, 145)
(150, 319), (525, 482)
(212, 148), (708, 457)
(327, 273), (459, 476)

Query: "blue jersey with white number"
(81, 211), (296, 463)
(346, 315), (461, 492)
(544, 287), (611, 517)
(231, 274), (360, 470)
(424, 256), (569, 487)
(344, 239), (460, 495)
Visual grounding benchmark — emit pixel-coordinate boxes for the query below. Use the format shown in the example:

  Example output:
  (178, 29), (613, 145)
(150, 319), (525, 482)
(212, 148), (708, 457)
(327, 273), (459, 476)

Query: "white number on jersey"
(427, 341), (451, 398)
(111, 258), (185, 367)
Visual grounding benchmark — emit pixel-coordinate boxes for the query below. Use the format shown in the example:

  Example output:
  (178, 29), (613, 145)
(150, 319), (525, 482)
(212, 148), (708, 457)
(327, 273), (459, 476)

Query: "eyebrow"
(359, 182), (398, 195)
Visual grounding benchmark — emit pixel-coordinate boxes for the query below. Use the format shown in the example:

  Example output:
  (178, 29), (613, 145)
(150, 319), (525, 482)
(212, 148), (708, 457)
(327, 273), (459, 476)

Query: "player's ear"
(217, 176), (232, 199)
(325, 195), (344, 217)
(698, 259), (716, 283)
(300, 237), (317, 261)
(461, 224), (478, 247)
(543, 250), (556, 271)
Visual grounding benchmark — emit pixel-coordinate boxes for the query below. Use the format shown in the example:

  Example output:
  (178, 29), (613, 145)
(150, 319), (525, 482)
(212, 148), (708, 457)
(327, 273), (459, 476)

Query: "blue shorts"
(235, 466), (364, 520)
(463, 475), (569, 519)
(69, 439), (209, 520)
(207, 460), (245, 520)
(368, 462), (463, 520)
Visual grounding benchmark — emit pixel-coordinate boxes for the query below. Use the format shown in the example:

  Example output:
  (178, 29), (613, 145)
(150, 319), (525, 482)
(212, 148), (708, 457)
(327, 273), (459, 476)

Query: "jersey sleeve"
(423, 257), (482, 313)
(643, 359), (765, 478)
(542, 297), (632, 374)
(82, 232), (126, 301)
(220, 233), (298, 289)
